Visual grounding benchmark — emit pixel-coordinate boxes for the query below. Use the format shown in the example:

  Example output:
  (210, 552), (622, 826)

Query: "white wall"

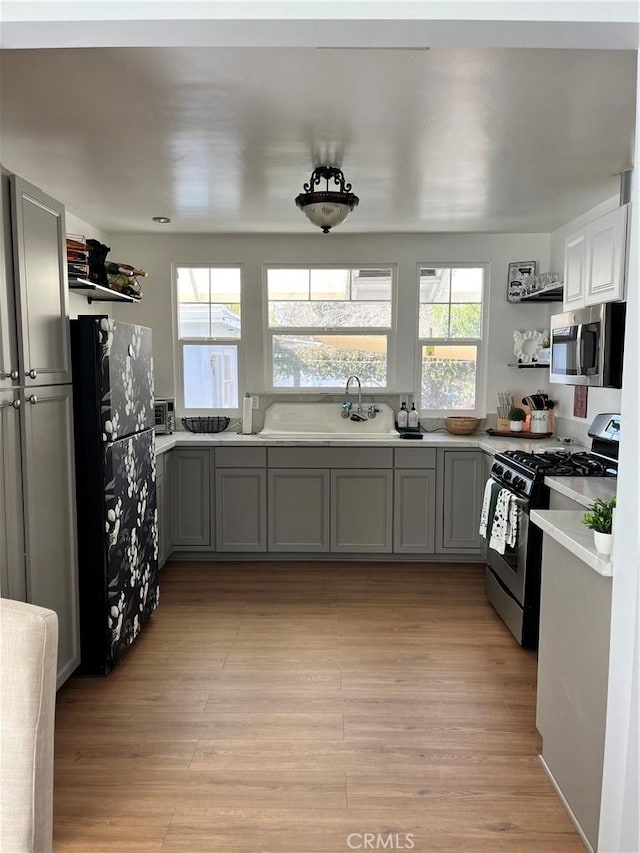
(109, 230), (551, 418)
(548, 196), (623, 443)
(65, 211), (112, 320)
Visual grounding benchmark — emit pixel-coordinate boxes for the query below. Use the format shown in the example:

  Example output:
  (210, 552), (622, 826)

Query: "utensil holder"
(530, 411), (549, 434)
(497, 417), (510, 432)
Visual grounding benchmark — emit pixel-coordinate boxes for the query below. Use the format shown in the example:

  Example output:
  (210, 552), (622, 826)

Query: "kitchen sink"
(258, 402), (399, 440)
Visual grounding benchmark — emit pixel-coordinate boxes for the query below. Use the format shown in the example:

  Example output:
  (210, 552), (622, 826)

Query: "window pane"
(210, 268), (241, 303)
(272, 335), (387, 388)
(183, 344), (238, 409)
(451, 268), (483, 303)
(419, 268), (450, 303)
(177, 268), (210, 303)
(267, 269), (309, 301)
(421, 345), (477, 410)
(418, 304), (449, 338)
(310, 269), (350, 301)
(269, 301), (391, 329)
(449, 304), (482, 338)
(177, 267), (241, 339)
(351, 269), (393, 302)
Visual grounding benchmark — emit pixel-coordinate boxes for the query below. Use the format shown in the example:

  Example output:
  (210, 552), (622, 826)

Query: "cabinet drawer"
(394, 448), (436, 469)
(268, 447), (392, 469)
(215, 447), (266, 468)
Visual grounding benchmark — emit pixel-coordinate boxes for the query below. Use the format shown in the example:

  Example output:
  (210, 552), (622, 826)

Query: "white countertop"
(530, 510), (613, 577)
(154, 430), (575, 455)
(544, 475), (617, 508)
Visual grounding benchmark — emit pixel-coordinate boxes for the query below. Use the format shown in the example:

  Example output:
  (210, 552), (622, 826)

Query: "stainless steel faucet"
(345, 375), (362, 413)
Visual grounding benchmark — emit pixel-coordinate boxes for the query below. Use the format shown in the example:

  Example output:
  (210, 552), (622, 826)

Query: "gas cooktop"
(499, 449), (617, 478)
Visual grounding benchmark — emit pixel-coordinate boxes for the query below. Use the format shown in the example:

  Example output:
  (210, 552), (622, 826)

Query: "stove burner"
(499, 449), (615, 478)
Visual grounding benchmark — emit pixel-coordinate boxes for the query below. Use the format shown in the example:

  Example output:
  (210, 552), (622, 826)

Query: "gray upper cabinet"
(437, 450), (484, 553)
(393, 469), (436, 554)
(268, 469), (330, 552)
(10, 176), (70, 387)
(172, 449), (212, 548)
(331, 469), (393, 553)
(21, 384), (80, 688)
(215, 468), (267, 552)
(0, 388), (25, 600)
(0, 175), (18, 390)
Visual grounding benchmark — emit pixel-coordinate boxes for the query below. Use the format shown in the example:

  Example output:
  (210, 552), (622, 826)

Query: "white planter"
(593, 531), (613, 556)
(510, 421), (524, 432)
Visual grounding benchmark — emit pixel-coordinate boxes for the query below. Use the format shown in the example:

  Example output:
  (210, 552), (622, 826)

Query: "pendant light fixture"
(295, 165), (359, 233)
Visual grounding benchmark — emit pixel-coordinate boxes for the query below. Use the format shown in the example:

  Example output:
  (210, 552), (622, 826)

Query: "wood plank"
(53, 561), (582, 853)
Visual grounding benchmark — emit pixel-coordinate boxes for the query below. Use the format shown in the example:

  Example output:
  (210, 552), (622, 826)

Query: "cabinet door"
(172, 449), (211, 548)
(215, 468), (267, 552)
(0, 388), (26, 600)
(157, 474), (167, 567)
(585, 204), (628, 305)
(437, 450), (484, 553)
(268, 469), (330, 552)
(393, 469), (436, 554)
(21, 384), (80, 687)
(0, 176), (19, 391)
(563, 229), (587, 310)
(10, 176), (70, 386)
(331, 469), (393, 553)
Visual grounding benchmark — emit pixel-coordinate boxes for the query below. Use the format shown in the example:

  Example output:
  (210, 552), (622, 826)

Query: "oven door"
(487, 497), (529, 606)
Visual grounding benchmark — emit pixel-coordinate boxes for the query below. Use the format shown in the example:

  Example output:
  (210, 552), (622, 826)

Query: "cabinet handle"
(2, 370), (19, 381)
(26, 369), (37, 379)
(11, 398), (21, 409)
(28, 395), (38, 404)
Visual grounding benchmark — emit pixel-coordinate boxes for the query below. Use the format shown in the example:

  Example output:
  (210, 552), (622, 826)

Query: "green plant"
(582, 497), (617, 534)
(508, 407), (527, 422)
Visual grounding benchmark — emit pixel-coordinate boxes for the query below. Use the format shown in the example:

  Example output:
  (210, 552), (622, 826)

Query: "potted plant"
(508, 406), (527, 432)
(582, 497), (616, 556)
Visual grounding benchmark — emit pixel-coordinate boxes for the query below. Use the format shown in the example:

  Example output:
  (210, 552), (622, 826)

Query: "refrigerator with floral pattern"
(71, 316), (159, 674)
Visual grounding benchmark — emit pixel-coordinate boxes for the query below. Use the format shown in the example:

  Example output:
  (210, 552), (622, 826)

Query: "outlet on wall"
(252, 395), (259, 409)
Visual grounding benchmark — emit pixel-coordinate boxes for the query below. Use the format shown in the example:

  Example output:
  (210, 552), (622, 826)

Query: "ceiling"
(0, 47), (636, 234)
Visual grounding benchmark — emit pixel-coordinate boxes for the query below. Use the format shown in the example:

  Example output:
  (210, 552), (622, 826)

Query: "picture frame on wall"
(507, 260), (537, 303)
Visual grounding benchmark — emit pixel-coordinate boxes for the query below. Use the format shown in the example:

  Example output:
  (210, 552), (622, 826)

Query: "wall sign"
(507, 260), (537, 303)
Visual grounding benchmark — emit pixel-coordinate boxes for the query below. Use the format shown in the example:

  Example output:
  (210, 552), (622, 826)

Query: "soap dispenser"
(408, 402), (419, 429)
(397, 402), (408, 428)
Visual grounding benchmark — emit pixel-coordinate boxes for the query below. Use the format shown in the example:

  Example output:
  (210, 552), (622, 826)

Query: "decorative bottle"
(397, 402), (408, 428)
(408, 403), (419, 429)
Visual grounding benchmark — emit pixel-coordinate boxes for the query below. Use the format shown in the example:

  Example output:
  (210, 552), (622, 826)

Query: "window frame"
(262, 263), (398, 393)
(172, 262), (245, 416)
(415, 262), (490, 417)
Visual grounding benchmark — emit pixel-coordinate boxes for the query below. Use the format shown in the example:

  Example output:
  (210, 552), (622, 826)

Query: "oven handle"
(576, 323), (583, 375)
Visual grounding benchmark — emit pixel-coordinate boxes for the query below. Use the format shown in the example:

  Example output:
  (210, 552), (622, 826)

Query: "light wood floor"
(54, 562), (584, 853)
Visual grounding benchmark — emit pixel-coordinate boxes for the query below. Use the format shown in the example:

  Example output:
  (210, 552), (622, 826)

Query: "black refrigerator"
(71, 316), (159, 675)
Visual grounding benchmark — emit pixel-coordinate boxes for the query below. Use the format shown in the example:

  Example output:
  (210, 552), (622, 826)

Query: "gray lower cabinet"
(437, 450), (484, 553)
(21, 385), (80, 688)
(268, 469), (330, 552)
(215, 468), (267, 552)
(393, 469), (436, 553)
(156, 451), (174, 567)
(0, 388), (25, 600)
(331, 469), (393, 553)
(172, 449), (212, 548)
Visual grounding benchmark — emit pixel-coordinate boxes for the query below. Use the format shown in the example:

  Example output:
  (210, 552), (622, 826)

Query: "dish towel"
(489, 489), (520, 554)
(479, 479), (501, 540)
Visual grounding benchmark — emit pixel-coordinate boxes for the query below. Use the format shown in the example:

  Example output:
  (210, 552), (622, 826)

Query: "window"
(176, 266), (241, 410)
(266, 266), (394, 389)
(418, 265), (485, 412)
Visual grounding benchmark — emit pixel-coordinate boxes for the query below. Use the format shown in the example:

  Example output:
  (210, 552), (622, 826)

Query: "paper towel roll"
(242, 395), (253, 434)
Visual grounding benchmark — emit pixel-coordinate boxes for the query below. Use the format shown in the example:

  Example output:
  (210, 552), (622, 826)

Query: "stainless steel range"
(485, 413), (619, 648)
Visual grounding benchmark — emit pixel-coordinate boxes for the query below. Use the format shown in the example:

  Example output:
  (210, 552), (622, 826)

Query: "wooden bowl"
(444, 416), (481, 435)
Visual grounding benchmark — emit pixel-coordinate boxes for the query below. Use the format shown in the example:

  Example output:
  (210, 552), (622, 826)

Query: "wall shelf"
(69, 278), (141, 304)
(519, 283), (563, 303)
(507, 362), (550, 369)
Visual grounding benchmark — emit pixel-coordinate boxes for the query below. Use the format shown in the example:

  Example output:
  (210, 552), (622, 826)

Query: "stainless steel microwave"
(550, 303), (626, 387)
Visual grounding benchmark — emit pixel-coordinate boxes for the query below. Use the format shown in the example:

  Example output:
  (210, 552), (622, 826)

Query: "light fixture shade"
(295, 166), (359, 233)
